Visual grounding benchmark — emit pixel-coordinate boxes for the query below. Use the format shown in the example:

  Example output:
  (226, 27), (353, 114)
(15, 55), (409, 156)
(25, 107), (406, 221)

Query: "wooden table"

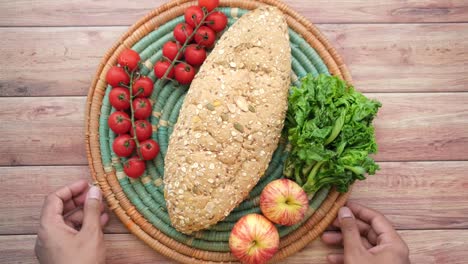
(1, 0), (467, 263)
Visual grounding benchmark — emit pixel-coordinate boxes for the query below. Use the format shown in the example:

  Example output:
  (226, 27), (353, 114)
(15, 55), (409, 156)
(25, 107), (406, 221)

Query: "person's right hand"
(321, 202), (410, 264)
(35, 180), (109, 264)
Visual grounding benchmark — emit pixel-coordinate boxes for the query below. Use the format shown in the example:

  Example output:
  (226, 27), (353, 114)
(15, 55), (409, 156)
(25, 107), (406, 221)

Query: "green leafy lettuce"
(284, 74), (382, 194)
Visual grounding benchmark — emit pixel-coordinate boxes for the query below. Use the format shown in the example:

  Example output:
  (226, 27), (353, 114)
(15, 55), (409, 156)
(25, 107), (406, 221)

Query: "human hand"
(35, 180), (109, 264)
(321, 202), (410, 264)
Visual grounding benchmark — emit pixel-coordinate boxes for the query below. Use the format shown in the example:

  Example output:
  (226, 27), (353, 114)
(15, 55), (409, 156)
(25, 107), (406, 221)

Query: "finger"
(321, 231), (374, 249)
(347, 202), (396, 235)
(333, 217), (372, 237)
(327, 254), (344, 264)
(349, 202), (400, 244)
(367, 228), (378, 245)
(63, 188), (89, 214)
(373, 235), (409, 257)
(65, 209), (109, 229)
(332, 217), (339, 228)
(338, 207), (365, 256)
(361, 236), (373, 249)
(322, 231), (342, 245)
(40, 180), (89, 224)
(66, 209), (84, 227)
(64, 219), (75, 229)
(100, 213), (110, 228)
(64, 201), (105, 218)
(81, 186), (103, 234)
(73, 189), (89, 205)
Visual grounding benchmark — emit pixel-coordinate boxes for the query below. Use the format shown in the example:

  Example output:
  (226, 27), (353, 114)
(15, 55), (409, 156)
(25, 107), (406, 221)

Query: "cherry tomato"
(162, 41), (182, 61)
(140, 139), (160, 160)
(206, 11), (227, 32)
(118, 49), (140, 71)
(198, 0), (219, 12)
(133, 97), (152, 120)
(123, 157), (146, 178)
(109, 87), (130, 110)
(112, 134), (135, 157)
(130, 120), (152, 141)
(106, 66), (130, 87)
(194, 26), (216, 48)
(184, 45), (207, 66)
(174, 63), (196, 85)
(154, 60), (175, 79)
(173, 23), (194, 44)
(108, 111), (131, 134)
(184, 6), (204, 28)
(132, 76), (153, 98)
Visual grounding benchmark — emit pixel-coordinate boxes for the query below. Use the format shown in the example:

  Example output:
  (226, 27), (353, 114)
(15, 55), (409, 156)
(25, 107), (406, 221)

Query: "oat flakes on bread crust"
(164, 6), (292, 234)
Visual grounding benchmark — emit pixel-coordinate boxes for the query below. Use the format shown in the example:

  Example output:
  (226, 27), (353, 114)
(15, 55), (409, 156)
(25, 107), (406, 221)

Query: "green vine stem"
(123, 7), (217, 161)
(127, 70), (143, 160)
(161, 8), (214, 79)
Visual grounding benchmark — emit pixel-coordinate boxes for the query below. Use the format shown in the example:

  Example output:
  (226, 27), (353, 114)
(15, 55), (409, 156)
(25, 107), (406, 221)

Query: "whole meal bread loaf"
(164, 6), (291, 234)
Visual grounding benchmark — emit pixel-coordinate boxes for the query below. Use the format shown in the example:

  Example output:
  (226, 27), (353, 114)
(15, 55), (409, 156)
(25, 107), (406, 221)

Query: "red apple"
(229, 214), (279, 264)
(260, 179), (309, 226)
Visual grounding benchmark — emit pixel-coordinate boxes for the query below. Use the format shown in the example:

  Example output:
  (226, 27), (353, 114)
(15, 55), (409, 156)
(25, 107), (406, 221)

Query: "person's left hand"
(35, 180), (109, 264)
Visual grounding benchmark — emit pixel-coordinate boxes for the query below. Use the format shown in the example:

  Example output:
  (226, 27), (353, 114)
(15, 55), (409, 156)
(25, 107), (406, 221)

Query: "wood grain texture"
(1, 93), (467, 166)
(350, 161), (468, 229)
(1, 162), (466, 235)
(2, 231), (467, 264)
(1, 24), (468, 96)
(0, 27), (122, 96)
(323, 23), (468, 92)
(0, 0), (466, 263)
(0, 97), (87, 165)
(369, 92), (468, 161)
(0, 0), (467, 26)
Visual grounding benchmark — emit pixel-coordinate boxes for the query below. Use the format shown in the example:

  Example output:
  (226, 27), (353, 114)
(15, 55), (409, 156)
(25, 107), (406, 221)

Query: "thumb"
(82, 185), (103, 234)
(339, 207), (365, 256)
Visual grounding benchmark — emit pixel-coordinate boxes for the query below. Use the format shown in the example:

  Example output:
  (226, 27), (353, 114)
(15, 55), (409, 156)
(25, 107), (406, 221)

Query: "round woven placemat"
(85, 0), (353, 263)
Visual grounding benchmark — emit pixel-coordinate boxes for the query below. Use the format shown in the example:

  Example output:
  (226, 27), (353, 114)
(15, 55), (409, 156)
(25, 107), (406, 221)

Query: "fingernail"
(87, 186), (102, 201)
(339, 207), (353, 219)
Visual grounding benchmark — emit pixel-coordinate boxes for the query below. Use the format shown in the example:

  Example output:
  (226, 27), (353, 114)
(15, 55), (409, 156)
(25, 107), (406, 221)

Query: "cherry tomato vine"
(107, 58), (158, 178)
(155, 2), (227, 83)
(106, 0), (226, 179)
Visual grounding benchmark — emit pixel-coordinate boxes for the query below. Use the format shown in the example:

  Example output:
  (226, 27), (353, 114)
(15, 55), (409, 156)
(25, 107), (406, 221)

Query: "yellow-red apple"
(229, 214), (279, 264)
(260, 179), (308, 226)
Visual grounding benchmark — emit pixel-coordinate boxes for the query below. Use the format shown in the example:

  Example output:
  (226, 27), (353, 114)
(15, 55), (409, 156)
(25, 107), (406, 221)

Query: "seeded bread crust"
(164, 6), (291, 234)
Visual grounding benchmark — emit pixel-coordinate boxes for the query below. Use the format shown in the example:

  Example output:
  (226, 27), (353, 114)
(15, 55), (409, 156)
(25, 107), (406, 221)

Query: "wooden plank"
(1, 24), (467, 96)
(0, 97), (87, 165)
(0, 0), (467, 26)
(369, 92), (468, 161)
(1, 230), (467, 263)
(1, 162), (467, 235)
(350, 161), (468, 229)
(0, 27), (123, 96)
(322, 23), (468, 92)
(1, 93), (467, 166)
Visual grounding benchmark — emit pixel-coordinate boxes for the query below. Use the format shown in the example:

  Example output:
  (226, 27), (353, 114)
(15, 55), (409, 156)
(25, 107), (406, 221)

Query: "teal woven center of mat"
(98, 7), (331, 252)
